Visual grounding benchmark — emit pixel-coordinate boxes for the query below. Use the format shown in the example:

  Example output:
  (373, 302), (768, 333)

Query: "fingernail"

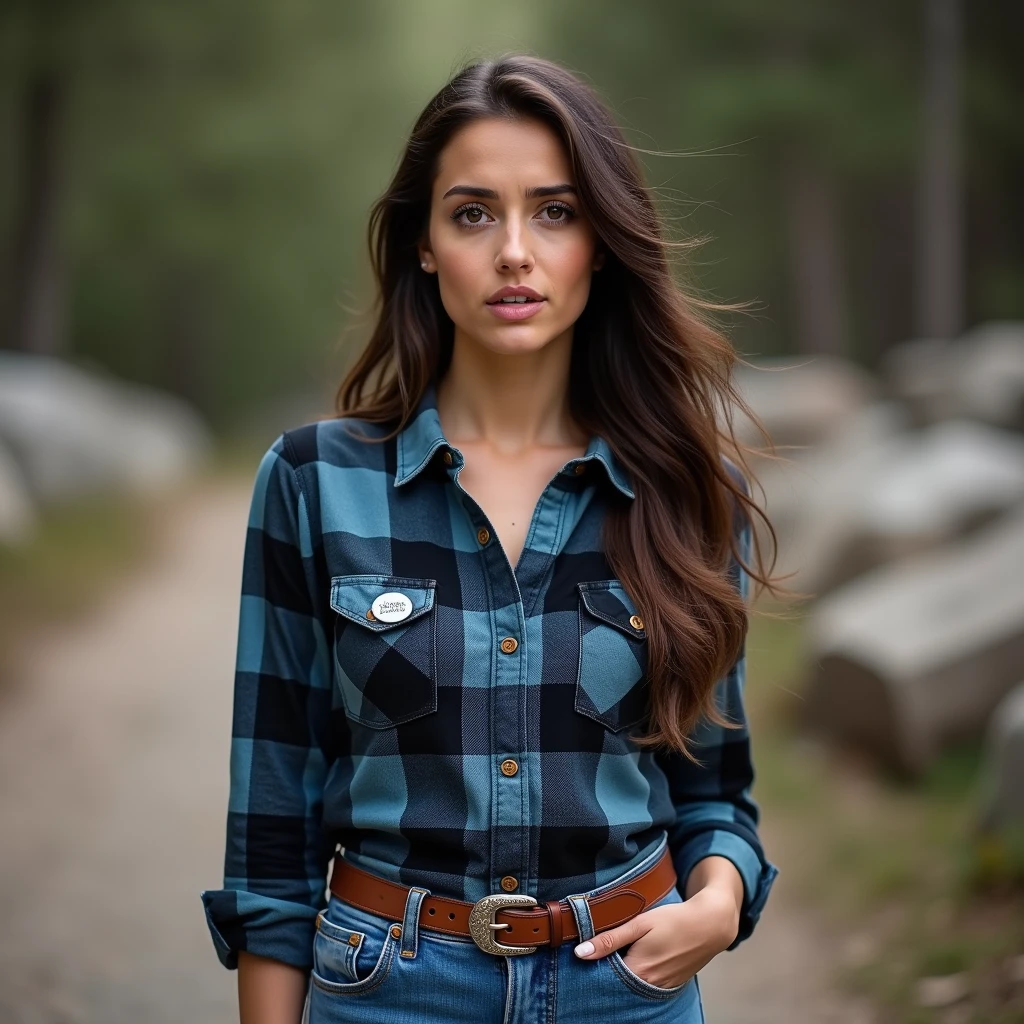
(574, 941), (594, 957)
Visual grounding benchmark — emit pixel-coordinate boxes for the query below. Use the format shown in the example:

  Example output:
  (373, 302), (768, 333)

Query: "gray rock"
(978, 682), (1024, 830)
(0, 353), (211, 504)
(805, 506), (1024, 775)
(732, 355), (876, 451)
(0, 439), (34, 547)
(884, 320), (1024, 431)
(757, 412), (1024, 596)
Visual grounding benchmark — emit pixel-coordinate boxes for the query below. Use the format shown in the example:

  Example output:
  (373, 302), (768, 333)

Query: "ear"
(593, 248), (606, 272)
(418, 241), (436, 273)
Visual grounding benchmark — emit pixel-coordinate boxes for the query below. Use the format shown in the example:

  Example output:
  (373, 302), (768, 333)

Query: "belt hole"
(533, 927), (539, 933)
(428, 907), (436, 916)
(448, 912), (456, 920)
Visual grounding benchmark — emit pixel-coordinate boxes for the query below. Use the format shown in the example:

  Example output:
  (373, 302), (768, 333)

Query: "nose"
(494, 216), (534, 273)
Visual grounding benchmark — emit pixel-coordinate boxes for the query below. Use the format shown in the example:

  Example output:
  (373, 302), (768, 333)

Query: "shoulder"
(269, 415), (396, 480)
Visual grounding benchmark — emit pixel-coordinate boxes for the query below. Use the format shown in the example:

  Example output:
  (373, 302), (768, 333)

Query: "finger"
(574, 914), (650, 959)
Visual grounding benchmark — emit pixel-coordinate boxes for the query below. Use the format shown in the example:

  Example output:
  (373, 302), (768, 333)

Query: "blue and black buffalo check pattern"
(201, 383), (780, 971)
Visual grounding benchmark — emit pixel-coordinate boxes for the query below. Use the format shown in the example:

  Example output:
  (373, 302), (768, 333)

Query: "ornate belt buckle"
(467, 893), (539, 955)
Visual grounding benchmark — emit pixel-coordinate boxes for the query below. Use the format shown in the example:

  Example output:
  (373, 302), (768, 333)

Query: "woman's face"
(419, 115), (604, 358)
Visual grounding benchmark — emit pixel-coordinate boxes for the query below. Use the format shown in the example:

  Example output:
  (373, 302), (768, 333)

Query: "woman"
(202, 53), (781, 1024)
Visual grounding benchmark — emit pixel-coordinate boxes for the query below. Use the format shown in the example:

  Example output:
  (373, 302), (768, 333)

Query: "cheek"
(548, 236), (597, 304)
(433, 242), (482, 314)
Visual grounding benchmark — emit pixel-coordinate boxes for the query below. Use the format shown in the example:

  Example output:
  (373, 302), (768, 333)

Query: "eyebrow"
(441, 183), (578, 201)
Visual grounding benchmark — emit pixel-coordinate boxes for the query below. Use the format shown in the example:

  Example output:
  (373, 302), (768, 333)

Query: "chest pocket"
(576, 580), (649, 733)
(330, 575), (438, 730)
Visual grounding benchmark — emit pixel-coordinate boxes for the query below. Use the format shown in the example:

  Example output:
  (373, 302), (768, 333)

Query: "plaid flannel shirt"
(201, 383), (779, 972)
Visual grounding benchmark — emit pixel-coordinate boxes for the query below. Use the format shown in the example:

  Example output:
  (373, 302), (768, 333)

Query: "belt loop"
(567, 894), (594, 943)
(399, 886), (430, 959)
(545, 901), (564, 948)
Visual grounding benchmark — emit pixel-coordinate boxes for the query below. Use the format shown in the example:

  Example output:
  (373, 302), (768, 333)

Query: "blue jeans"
(303, 839), (705, 1023)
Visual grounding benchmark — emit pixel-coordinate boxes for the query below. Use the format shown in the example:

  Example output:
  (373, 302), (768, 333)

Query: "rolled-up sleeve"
(655, 507), (779, 951)
(201, 432), (338, 971)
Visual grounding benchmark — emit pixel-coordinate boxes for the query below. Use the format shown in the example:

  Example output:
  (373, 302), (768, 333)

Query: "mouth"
(485, 296), (547, 321)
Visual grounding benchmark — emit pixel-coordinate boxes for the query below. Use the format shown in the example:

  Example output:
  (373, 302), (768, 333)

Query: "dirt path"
(0, 479), (870, 1023)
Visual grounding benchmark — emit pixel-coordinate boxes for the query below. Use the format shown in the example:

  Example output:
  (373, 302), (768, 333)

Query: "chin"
(478, 329), (560, 357)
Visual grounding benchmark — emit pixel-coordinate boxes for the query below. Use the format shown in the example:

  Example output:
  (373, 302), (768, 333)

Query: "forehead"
(433, 116), (573, 193)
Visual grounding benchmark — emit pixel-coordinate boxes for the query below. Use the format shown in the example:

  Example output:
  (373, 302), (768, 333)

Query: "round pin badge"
(371, 592), (413, 623)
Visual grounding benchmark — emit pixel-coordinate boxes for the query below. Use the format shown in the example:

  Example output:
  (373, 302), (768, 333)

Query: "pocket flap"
(577, 580), (646, 639)
(330, 575), (436, 632)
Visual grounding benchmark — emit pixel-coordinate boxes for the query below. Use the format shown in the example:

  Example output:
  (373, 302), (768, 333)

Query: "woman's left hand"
(573, 886), (740, 989)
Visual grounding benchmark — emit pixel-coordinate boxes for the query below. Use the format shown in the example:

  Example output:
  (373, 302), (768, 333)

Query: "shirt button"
(443, 451), (453, 466)
(477, 527), (490, 545)
(500, 876), (519, 892)
(629, 614), (644, 630)
(500, 759), (519, 777)
(500, 637), (518, 654)
(574, 463), (586, 475)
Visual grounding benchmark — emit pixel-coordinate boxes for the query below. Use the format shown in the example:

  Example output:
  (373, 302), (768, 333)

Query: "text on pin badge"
(371, 592), (413, 623)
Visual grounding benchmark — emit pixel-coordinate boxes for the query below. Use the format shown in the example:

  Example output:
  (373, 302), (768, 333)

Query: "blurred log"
(804, 505), (1024, 776)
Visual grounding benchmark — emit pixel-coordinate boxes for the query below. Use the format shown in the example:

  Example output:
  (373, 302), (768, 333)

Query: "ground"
(0, 480), (870, 1023)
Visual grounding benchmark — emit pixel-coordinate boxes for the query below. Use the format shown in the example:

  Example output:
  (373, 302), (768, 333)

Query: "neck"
(436, 327), (587, 454)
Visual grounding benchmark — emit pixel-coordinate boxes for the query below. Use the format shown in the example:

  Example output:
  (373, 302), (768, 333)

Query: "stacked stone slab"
(804, 505), (1024, 776)
(756, 409), (1024, 597)
(884, 320), (1024, 432)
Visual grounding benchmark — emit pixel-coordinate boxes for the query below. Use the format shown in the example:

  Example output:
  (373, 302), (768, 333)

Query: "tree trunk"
(8, 67), (67, 355)
(916, 0), (963, 339)
(782, 151), (850, 357)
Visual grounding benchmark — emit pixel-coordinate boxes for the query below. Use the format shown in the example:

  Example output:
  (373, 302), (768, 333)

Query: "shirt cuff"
(672, 830), (780, 951)
(201, 888), (321, 971)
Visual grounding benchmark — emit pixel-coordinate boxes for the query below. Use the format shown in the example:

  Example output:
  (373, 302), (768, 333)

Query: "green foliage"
(0, 1), (1021, 426)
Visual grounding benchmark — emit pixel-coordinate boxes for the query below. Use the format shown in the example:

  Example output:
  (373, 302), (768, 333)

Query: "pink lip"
(487, 299), (546, 321)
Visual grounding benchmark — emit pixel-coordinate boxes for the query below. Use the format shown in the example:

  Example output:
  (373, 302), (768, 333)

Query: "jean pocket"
(576, 580), (648, 732)
(609, 951), (692, 1000)
(606, 887), (692, 1001)
(311, 898), (397, 995)
(330, 575), (437, 730)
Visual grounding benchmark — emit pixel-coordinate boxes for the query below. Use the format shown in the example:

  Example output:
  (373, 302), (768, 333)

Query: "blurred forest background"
(1, 0), (1021, 429)
(1, 2), (1023, 1023)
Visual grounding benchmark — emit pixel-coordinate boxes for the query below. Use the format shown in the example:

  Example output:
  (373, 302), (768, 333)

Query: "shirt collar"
(395, 381), (635, 500)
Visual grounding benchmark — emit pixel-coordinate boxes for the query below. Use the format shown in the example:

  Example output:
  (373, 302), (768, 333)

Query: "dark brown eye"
(466, 209), (482, 223)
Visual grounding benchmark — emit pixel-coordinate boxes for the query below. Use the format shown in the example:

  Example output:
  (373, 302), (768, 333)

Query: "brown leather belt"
(328, 847), (677, 956)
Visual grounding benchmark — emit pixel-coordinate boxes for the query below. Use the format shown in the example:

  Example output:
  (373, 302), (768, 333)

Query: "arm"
(574, 509), (779, 984)
(654, 512), (779, 951)
(237, 953), (309, 1024)
(200, 433), (341, 1021)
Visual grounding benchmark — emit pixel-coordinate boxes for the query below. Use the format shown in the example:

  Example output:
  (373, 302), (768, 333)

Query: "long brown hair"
(335, 53), (786, 762)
